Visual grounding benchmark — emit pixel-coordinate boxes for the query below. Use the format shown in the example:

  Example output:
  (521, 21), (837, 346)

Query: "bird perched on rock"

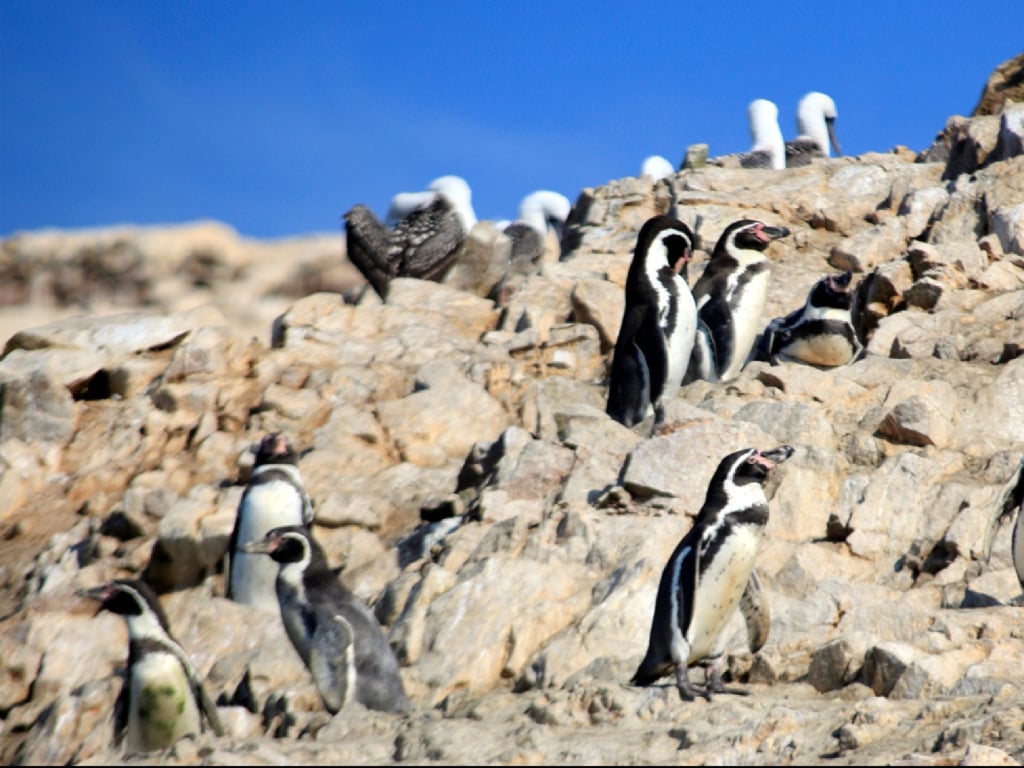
(631, 445), (794, 701)
(684, 219), (791, 384)
(785, 91), (841, 167)
(491, 190), (572, 303)
(640, 154), (676, 181)
(77, 579), (224, 753)
(226, 432), (313, 614)
(606, 214), (697, 430)
(755, 270), (863, 367)
(740, 99), (786, 169)
(344, 175), (476, 299)
(241, 524), (413, 714)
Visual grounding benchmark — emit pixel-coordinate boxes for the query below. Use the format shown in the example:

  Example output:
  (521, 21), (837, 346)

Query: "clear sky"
(2, 2), (1021, 240)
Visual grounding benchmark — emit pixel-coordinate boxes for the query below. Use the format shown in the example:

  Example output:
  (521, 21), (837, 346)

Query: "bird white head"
(641, 154), (676, 181)
(428, 175), (477, 232)
(796, 92), (840, 156)
(385, 189), (438, 227)
(747, 99), (785, 170)
(517, 190), (571, 237)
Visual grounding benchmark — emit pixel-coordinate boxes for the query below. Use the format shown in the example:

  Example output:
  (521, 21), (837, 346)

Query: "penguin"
(755, 270), (864, 367)
(683, 219), (791, 385)
(344, 175), (475, 300)
(785, 91), (842, 167)
(631, 444), (794, 701)
(76, 579), (224, 753)
(241, 525), (414, 715)
(606, 215), (697, 430)
(226, 432), (313, 614)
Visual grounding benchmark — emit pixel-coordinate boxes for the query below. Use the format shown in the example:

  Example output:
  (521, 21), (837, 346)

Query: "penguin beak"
(829, 271), (853, 292)
(240, 538), (273, 555)
(76, 583), (112, 601)
(757, 445), (795, 468)
(758, 224), (790, 242)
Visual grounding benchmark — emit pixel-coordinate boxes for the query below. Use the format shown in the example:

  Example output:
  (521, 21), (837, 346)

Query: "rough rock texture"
(2, 68), (1024, 766)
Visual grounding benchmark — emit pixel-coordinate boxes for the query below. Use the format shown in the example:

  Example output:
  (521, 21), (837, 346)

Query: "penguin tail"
(630, 655), (673, 687)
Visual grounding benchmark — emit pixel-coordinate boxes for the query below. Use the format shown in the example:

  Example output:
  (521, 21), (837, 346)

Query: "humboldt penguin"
(683, 219), (791, 384)
(226, 432), (313, 614)
(631, 445), (794, 701)
(77, 579), (224, 753)
(241, 525), (413, 714)
(785, 91), (841, 167)
(1002, 456), (1024, 605)
(756, 270), (863, 367)
(606, 215), (697, 430)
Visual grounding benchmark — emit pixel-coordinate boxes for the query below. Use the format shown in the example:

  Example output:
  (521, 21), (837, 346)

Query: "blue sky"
(2, 2), (1021, 240)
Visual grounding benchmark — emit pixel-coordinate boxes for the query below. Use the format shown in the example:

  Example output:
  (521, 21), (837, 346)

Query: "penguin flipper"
(697, 294), (734, 379)
(195, 678), (224, 736)
(607, 340), (651, 428)
(309, 613), (356, 714)
(739, 569), (771, 654)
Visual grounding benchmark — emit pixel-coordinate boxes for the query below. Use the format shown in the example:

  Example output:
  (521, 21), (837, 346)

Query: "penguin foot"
(675, 667), (710, 702)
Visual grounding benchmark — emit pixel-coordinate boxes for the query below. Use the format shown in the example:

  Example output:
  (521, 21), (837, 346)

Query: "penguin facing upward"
(606, 215), (697, 430)
(755, 270), (864, 367)
(241, 525), (413, 715)
(77, 579), (223, 753)
(684, 219), (791, 385)
(226, 432), (313, 614)
(631, 444), (794, 701)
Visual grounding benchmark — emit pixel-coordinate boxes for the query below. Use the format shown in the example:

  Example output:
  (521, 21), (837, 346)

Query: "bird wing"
(308, 611), (356, 714)
(739, 569), (771, 653)
(607, 301), (662, 427)
(697, 293), (734, 379)
(391, 197), (464, 282)
(344, 204), (396, 299)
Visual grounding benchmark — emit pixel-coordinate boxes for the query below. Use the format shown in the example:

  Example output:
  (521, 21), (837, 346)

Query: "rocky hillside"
(1, 82), (1023, 764)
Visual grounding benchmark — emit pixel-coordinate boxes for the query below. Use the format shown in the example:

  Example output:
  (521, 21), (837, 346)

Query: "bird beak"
(757, 445), (795, 468)
(759, 224), (790, 242)
(240, 539), (272, 555)
(826, 117), (842, 157)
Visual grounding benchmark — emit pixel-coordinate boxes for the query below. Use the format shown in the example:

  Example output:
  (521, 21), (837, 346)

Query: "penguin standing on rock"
(226, 432), (313, 614)
(77, 579), (224, 753)
(755, 270), (863, 367)
(631, 445), (794, 702)
(1000, 456), (1024, 605)
(684, 219), (791, 384)
(242, 525), (413, 715)
(606, 215), (697, 430)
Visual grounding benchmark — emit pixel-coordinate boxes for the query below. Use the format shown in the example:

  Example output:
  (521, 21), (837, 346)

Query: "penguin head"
(808, 271), (855, 310)
(251, 432), (299, 468)
(719, 445), (795, 488)
(632, 215), (695, 288)
(717, 219), (791, 257)
(77, 579), (173, 634)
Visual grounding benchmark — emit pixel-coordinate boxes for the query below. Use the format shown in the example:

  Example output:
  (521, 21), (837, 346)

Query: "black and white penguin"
(631, 445), (794, 701)
(77, 579), (224, 753)
(755, 270), (864, 367)
(785, 91), (842, 167)
(241, 525), (413, 715)
(226, 432), (313, 614)
(345, 175), (475, 299)
(684, 219), (791, 384)
(606, 215), (697, 429)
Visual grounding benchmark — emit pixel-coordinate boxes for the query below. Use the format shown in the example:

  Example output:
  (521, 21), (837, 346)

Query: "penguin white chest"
(723, 268), (770, 382)
(664, 282), (697, 399)
(231, 482), (305, 611)
(687, 523), (763, 661)
(127, 653), (201, 752)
